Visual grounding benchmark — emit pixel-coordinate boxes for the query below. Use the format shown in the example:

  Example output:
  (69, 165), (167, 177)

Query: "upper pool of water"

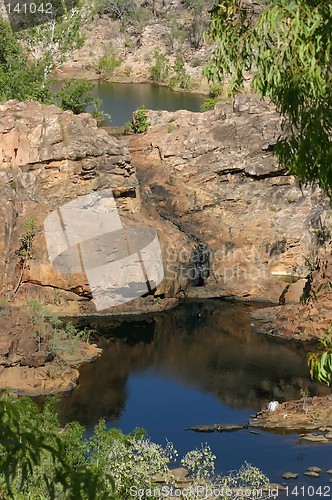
(89, 82), (204, 126)
(48, 300), (332, 486)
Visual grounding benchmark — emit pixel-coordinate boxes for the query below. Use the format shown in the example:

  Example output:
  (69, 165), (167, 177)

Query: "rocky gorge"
(0, 93), (331, 397)
(1, 95), (330, 313)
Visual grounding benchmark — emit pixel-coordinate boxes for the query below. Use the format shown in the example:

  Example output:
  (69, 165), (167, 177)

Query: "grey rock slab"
(187, 425), (215, 432)
(300, 433), (329, 443)
(215, 424), (248, 432)
(304, 471), (320, 478)
(281, 472), (299, 479)
(307, 466), (322, 473)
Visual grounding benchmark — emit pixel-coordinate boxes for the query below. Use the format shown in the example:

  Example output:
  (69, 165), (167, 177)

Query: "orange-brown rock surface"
(0, 96), (331, 315)
(129, 95), (332, 304)
(251, 242), (332, 341)
(250, 395), (332, 433)
(0, 99), (188, 315)
(0, 304), (102, 395)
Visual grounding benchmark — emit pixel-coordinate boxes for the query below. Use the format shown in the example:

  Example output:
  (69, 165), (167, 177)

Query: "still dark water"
(50, 301), (332, 486)
(89, 82), (204, 126)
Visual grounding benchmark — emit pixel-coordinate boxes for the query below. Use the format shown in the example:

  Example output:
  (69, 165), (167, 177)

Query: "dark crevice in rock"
(189, 244), (210, 287)
(182, 202), (220, 215)
(244, 169), (288, 180)
(217, 168), (244, 176)
(115, 189), (137, 198)
(261, 143), (276, 152)
(21, 281), (91, 299)
(278, 284), (290, 305)
(217, 167), (288, 180)
(157, 208), (205, 245)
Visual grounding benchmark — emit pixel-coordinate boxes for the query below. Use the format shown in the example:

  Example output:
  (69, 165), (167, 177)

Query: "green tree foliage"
(205, 0), (332, 196)
(308, 332), (332, 386)
(200, 97), (220, 112)
(183, 0), (214, 49)
(131, 105), (149, 133)
(96, 47), (121, 75)
(0, 3), (87, 105)
(170, 55), (190, 89)
(122, 7), (152, 35)
(0, 18), (51, 102)
(26, 299), (95, 360)
(56, 79), (98, 115)
(20, 4), (86, 80)
(0, 394), (111, 499)
(149, 49), (170, 82)
(0, 393), (271, 499)
(13, 217), (37, 297)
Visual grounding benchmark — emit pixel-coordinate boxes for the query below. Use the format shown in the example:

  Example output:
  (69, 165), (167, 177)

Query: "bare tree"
(99, 0), (136, 21)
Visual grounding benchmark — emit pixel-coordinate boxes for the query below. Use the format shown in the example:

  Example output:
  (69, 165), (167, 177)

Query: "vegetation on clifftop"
(205, 0), (332, 197)
(0, 11), (106, 120)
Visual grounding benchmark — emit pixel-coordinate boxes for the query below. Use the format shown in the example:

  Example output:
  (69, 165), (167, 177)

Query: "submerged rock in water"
(187, 423), (248, 433)
(281, 472), (299, 479)
(304, 471), (320, 478)
(307, 466), (322, 473)
(300, 434), (329, 443)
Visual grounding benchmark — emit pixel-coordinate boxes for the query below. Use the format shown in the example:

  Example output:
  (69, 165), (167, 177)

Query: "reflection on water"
(37, 300), (332, 483)
(89, 82), (204, 126)
(54, 301), (330, 427)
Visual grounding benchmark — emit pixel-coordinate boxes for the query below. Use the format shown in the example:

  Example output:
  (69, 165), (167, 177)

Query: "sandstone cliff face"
(0, 100), (187, 314)
(60, 2), (211, 91)
(129, 95), (331, 303)
(0, 97), (330, 314)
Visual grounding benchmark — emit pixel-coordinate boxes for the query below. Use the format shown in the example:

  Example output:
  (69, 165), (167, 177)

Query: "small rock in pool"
(300, 433), (329, 443)
(307, 466), (322, 473)
(304, 471), (320, 478)
(327, 469), (332, 475)
(282, 472), (299, 479)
